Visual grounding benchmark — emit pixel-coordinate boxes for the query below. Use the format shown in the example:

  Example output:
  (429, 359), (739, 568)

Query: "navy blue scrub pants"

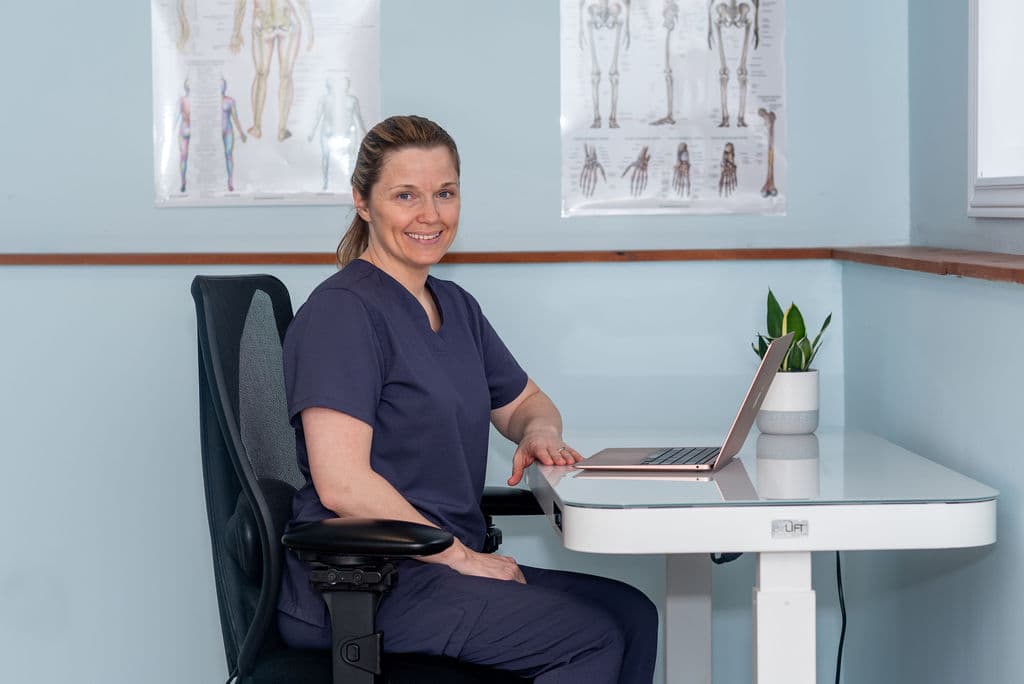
(279, 563), (659, 683)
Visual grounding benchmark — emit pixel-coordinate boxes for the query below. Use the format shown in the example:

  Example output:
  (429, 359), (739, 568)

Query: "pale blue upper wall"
(908, 0), (1024, 252)
(0, 0), (909, 253)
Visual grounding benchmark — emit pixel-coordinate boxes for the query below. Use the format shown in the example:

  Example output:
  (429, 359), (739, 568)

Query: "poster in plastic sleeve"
(562, 0), (786, 216)
(152, 0), (379, 206)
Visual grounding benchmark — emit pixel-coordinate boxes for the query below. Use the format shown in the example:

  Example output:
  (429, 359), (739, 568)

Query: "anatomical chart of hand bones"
(561, 0), (785, 216)
(152, 0), (379, 207)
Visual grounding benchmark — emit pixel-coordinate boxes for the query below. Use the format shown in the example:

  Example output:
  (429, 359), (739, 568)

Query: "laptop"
(575, 332), (794, 472)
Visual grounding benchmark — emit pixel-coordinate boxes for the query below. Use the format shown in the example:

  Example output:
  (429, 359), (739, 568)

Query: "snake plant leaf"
(752, 334), (770, 359)
(810, 313), (832, 351)
(766, 290), (783, 338)
(782, 341), (796, 371)
(796, 337), (814, 370)
(785, 337), (808, 371)
(782, 303), (806, 342)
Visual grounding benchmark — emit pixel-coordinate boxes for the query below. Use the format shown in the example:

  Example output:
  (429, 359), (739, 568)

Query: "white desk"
(526, 430), (997, 684)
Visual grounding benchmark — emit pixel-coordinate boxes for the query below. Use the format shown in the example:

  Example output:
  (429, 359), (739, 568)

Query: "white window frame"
(968, 0), (1024, 217)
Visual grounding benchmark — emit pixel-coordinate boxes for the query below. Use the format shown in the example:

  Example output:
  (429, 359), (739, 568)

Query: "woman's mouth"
(406, 231), (442, 243)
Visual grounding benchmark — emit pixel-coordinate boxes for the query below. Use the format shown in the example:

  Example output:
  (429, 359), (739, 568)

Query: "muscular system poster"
(561, 0), (786, 216)
(152, 0), (380, 206)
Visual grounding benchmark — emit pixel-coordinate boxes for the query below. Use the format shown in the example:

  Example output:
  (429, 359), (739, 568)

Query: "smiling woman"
(276, 114), (659, 683)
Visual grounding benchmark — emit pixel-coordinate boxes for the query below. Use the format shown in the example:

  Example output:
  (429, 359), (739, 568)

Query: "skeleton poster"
(152, 0), (379, 207)
(561, 0), (785, 216)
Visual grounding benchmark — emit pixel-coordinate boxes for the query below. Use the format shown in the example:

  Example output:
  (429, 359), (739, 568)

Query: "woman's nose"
(419, 199), (440, 223)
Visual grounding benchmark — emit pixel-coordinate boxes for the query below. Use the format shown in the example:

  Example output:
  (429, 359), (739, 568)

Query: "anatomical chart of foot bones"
(152, 0), (379, 207)
(562, 0), (785, 216)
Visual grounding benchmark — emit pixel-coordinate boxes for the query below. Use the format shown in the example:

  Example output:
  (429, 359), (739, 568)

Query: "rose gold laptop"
(576, 332), (794, 472)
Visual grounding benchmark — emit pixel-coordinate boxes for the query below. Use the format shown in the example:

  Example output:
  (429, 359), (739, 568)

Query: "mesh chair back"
(192, 274), (301, 678)
(239, 290), (303, 489)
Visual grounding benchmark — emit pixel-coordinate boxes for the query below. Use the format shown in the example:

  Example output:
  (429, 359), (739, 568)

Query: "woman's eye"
(437, 190), (455, 199)
(397, 192), (414, 201)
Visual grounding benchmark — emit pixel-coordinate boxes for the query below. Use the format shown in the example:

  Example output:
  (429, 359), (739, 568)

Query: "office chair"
(191, 274), (541, 684)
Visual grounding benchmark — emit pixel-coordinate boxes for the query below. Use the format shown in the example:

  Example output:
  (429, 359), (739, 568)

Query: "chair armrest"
(282, 518), (453, 559)
(481, 486), (542, 516)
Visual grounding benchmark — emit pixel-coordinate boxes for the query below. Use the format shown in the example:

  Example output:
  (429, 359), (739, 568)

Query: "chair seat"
(245, 648), (528, 683)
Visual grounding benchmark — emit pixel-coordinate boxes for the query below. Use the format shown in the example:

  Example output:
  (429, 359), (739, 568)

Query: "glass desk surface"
(535, 430), (999, 509)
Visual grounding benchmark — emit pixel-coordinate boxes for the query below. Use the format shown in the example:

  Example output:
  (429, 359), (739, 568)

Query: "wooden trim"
(440, 248), (834, 263)
(0, 252), (337, 266)
(2, 246), (1022, 286)
(0, 248), (831, 266)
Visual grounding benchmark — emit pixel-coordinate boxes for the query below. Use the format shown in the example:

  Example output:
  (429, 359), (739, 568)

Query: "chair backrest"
(191, 275), (305, 677)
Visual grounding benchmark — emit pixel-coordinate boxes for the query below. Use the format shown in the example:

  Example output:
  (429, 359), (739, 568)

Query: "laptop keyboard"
(640, 446), (720, 466)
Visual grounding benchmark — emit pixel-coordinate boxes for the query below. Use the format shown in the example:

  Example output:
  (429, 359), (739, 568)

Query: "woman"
(278, 115), (657, 683)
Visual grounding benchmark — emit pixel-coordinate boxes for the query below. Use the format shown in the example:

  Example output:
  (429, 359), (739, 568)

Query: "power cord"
(835, 551), (847, 684)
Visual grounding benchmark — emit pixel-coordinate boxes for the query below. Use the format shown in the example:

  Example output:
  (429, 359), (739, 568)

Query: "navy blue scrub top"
(278, 259), (528, 625)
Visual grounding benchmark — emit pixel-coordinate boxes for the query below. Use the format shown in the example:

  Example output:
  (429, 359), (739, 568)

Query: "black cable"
(835, 551), (847, 684)
(710, 552), (743, 564)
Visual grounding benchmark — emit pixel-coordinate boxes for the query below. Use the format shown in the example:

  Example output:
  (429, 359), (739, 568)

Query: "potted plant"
(752, 290), (831, 435)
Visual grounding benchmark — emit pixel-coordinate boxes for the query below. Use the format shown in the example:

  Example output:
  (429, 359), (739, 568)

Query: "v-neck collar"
(354, 259), (446, 337)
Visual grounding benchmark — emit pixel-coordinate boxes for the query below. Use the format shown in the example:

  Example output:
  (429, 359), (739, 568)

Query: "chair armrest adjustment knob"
(310, 562), (396, 593)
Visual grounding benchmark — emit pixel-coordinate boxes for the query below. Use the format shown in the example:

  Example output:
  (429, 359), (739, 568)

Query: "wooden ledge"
(834, 247), (1024, 285)
(1, 246), (1023, 286)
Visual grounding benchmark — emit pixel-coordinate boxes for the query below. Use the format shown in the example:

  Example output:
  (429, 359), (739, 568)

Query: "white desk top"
(526, 430), (998, 554)
(536, 430), (997, 508)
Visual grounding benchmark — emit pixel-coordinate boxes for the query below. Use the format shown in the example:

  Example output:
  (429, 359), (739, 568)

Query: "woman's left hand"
(507, 430), (583, 486)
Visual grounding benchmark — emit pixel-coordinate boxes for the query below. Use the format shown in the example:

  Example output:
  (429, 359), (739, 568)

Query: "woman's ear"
(353, 190), (371, 223)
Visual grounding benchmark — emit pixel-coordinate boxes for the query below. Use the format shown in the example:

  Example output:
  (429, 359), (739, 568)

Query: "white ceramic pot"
(756, 369), (819, 435)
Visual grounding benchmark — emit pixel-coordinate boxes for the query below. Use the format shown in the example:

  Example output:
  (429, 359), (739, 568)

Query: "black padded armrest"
(282, 518), (453, 558)
(481, 486), (542, 516)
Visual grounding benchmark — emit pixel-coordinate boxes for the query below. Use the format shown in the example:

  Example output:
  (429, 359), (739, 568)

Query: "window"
(968, 0), (1024, 217)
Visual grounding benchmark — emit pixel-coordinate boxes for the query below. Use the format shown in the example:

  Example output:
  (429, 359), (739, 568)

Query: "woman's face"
(355, 145), (460, 278)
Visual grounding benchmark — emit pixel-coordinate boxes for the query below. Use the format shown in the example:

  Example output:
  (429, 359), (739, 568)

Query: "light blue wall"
(842, 265), (1021, 684)
(908, 0), (1024, 253)
(0, 1), (911, 683)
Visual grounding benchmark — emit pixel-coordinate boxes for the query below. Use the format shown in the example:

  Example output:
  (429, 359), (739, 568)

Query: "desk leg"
(753, 552), (815, 684)
(665, 554), (712, 684)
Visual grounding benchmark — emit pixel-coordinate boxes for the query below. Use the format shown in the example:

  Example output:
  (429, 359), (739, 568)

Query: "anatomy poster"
(152, 0), (379, 207)
(562, 0), (785, 216)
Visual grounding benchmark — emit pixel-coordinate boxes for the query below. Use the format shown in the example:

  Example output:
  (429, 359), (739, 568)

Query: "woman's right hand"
(432, 540), (526, 584)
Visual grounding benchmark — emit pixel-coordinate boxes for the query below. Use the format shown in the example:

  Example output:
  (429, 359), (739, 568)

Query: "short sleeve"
(282, 288), (383, 428)
(477, 310), (528, 410)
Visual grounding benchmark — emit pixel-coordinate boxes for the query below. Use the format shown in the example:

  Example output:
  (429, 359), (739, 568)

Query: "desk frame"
(531, 480), (996, 684)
